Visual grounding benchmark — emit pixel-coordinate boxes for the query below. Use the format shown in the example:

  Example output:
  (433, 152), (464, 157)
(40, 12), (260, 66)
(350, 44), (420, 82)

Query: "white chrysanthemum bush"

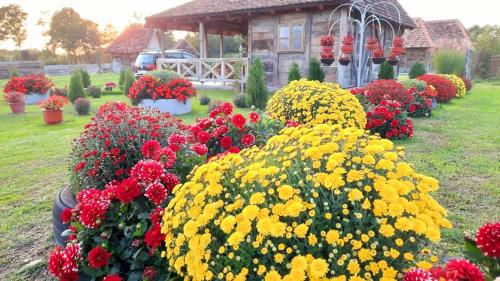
(162, 124), (451, 281)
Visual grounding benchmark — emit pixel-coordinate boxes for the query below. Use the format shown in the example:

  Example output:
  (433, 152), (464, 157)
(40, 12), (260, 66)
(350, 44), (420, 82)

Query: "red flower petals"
(476, 222), (500, 258)
(88, 246), (112, 269)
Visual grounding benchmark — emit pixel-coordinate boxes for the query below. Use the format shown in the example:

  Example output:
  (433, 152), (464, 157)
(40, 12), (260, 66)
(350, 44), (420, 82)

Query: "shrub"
(128, 75), (196, 104)
(76, 68), (91, 88)
(49, 137), (204, 280)
(288, 62), (301, 83)
(378, 61), (394, 79)
(364, 79), (415, 109)
(233, 93), (247, 108)
(3, 75), (53, 94)
(9, 69), (20, 78)
(366, 99), (414, 139)
(442, 74), (467, 97)
(400, 79), (427, 92)
(163, 124), (451, 280)
(199, 94), (211, 105)
(266, 79), (366, 128)
(122, 69), (135, 97)
(407, 88), (433, 118)
(408, 62), (427, 79)
(149, 69), (180, 83)
(3, 92), (24, 103)
(118, 68), (126, 89)
(74, 98), (90, 115)
(69, 102), (204, 192)
(86, 85), (102, 98)
(308, 58), (325, 82)
(433, 49), (465, 75)
(51, 87), (68, 97)
(191, 102), (283, 157)
(246, 58), (268, 110)
(417, 74), (457, 103)
(68, 73), (86, 103)
(460, 76), (473, 92)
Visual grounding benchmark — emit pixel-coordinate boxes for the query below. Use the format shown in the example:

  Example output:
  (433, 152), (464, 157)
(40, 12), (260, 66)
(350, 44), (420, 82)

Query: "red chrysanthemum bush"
(128, 75), (196, 104)
(407, 87), (433, 118)
(69, 102), (204, 193)
(363, 79), (415, 109)
(405, 259), (485, 281)
(190, 102), (284, 158)
(3, 74), (54, 94)
(475, 222), (500, 258)
(365, 99), (414, 139)
(49, 142), (197, 281)
(417, 74), (457, 103)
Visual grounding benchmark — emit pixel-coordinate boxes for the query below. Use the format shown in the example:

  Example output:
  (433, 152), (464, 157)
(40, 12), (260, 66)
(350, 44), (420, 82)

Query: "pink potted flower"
(104, 81), (116, 92)
(3, 92), (25, 114)
(38, 95), (68, 125)
(371, 48), (386, 64)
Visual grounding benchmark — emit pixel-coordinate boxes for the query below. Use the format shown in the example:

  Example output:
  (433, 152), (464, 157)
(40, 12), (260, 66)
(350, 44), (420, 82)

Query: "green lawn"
(0, 75), (498, 280)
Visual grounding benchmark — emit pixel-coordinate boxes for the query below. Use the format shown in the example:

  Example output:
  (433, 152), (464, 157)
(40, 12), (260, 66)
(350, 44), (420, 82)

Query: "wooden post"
(159, 29), (165, 58)
(219, 33), (224, 58)
(199, 22), (207, 58)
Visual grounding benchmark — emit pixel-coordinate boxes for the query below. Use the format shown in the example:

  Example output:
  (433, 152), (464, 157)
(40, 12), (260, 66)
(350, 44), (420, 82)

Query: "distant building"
(402, 18), (472, 71)
(107, 26), (162, 73)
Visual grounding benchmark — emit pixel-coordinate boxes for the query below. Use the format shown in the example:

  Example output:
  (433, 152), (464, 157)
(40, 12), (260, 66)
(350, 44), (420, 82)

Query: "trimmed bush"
(68, 72), (86, 103)
(433, 49), (465, 75)
(119, 68), (126, 89)
(163, 124), (451, 281)
(233, 93), (247, 108)
(149, 69), (180, 83)
(364, 79), (414, 109)
(246, 58), (268, 110)
(77, 68), (91, 88)
(199, 94), (211, 105)
(408, 62), (427, 79)
(122, 69), (136, 97)
(288, 62), (301, 83)
(74, 98), (90, 115)
(308, 58), (325, 82)
(86, 85), (102, 98)
(417, 74), (457, 103)
(378, 61), (394, 79)
(266, 79), (366, 128)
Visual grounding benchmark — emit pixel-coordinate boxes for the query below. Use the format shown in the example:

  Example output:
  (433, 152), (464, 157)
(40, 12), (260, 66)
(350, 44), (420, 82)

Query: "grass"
(0, 74), (498, 279)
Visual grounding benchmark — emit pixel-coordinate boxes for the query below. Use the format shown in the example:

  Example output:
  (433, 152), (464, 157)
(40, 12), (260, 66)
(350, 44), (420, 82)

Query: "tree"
(68, 72), (86, 103)
(409, 62), (426, 79)
(378, 61), (394, 79)
(468, 25), (500, 78)
(288, 63), (301, 83)
(0, 4), (28, 50)
(308, 58), (325, 82)
(246, 58), (268, 110)
(100, 23), (118, 46)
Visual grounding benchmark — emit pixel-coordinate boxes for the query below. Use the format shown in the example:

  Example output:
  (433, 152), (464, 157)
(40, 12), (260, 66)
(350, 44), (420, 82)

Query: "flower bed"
(363, 79), (414, 109)
(366, 99), (414, 139)
(266, 79), (366, 128)
(417, 74), (457, 103)
(442, 74), (467, 97)
(162, 124), (451, 280)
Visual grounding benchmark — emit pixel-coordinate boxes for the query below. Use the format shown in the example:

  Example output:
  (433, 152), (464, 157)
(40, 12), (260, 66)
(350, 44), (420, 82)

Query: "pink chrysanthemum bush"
(162, 124), (451, 281)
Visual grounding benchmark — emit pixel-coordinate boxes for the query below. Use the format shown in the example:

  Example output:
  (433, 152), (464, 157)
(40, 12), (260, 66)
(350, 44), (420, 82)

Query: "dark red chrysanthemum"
(476, 222), (500, 258)
(445, 259), (484, 281)
(61, 208), (73, 224)
(145, 182), (167, 205)
(231, 114), (246, 129)
(228, 146), (241, 154)
(167, 134), (187, 152)
(77, 189), (109, 228)
(103, 274), (123, 281)
(143, 266), (158, 280)
(131, 160), (164, 184)
(155, 147), (176, 168)
(144, 223), (165, 251)
(150, 207), (164, 225)
(48, 246), (65, 277)
(115, 178), (142, 204)
(220, 102), (233, 115)
(192, 143), (208, 156)
(196, 131), (210, 144)
(403, 268), (435, 281)
(241, 133), (255, 147)
(161, 173), (180, 192)
(141, 140), (161, 159)
(48, 244), (81, 279)
(285, 120), (300, 127)
(249, 112), (260, 123)
(87, 246), (112, 269)
(59, 271), (79, 281)
(220, 136), (233, 149)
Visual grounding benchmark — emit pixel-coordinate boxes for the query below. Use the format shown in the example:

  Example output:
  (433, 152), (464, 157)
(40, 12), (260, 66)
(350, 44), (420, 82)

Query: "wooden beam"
(199, 22), (207, 59)
(158, 29), (165, 58)
(219, 33), (224, 58)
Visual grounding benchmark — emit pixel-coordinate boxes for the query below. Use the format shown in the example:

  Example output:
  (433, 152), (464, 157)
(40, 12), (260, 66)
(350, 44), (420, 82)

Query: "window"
(278, 23), (304, 52)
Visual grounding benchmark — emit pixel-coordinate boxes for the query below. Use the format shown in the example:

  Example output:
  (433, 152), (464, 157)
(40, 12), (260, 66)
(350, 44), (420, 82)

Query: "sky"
(0, 0), (498, 50)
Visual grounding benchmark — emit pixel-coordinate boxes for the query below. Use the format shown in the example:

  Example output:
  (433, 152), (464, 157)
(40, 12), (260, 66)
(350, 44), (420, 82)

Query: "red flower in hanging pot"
(391, 46), (405, 56)
(366, 36), (379, 51)
(320, 35), (334, 46)
(372, 48), (385, 58)
(392, 36), (404, 48)
(340, 44), (354, 54)
(342, 34), (354, 45)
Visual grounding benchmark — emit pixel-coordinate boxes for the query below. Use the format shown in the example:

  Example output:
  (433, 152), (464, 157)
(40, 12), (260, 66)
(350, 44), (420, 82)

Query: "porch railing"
(156, 58), (249, 83)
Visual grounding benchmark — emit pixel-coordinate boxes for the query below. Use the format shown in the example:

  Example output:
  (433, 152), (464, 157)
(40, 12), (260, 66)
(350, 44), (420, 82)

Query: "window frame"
(277, 23), (305, 53)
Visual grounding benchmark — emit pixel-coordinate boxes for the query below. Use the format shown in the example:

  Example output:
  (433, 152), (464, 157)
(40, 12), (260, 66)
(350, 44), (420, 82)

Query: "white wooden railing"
(156, 58), (249, 83)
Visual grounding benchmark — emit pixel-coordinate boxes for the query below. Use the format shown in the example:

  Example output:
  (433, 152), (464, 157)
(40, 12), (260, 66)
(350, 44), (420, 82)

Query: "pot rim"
(8, 101), (25, 105)
(42, 108), (64, 112)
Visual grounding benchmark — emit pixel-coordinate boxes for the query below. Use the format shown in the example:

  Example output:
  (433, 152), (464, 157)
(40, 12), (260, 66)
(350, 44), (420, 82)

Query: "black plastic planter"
(320, 58), (335, 66)
(339, 59), (351, 66)
(52, 186), (77, 246)
(371, 57), (386, 64)
(388, 59), (399, 66)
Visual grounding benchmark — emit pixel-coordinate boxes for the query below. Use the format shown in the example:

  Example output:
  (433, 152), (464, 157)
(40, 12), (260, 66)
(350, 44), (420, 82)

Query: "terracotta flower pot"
(9, 102), (25, 114)
(43, 109), (63, 125)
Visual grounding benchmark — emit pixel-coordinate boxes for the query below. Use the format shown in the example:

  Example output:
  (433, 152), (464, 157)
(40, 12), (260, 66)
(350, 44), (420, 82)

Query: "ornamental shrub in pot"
(38, 95), (68, 125)
(3, 91), (25, 114)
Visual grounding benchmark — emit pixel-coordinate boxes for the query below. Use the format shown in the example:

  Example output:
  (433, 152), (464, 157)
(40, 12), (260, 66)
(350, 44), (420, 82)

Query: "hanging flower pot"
(392, 36), (404, 48)
(366, 36), (379, 51)
(340, 44), (354, 54)
(390, 46), (405, 56)
(320, 47), (335, 66)
(371, 48), (386, 64)
(342, 34), (354, 45)
(320, 35), (335, 47)
(387, 55), (399, 66)
(338, 54), (351, 66)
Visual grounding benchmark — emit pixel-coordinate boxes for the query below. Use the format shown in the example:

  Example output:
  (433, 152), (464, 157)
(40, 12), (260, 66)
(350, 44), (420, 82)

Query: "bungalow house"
(145, 0), (415, 89)
(402, 18), (472, 71)
(107, 26), (162, 73)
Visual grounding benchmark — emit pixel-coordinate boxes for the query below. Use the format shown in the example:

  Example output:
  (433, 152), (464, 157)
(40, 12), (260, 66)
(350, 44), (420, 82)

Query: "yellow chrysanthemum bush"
(266, 79), (367, 128)
(441, 74), (466, 97)
(162, 124), (452, 281)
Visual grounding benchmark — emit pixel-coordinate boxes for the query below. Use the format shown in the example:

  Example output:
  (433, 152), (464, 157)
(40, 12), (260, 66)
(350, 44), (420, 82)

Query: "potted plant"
(365, 36), (379, 51)
(38, 95), (68, 125)
(128, 74), (197, 114)
(320, 35), (334, 47)
(3, 92), (25, 114)
(371, 48), (386, 64)
(387, 54), (399, 66)
(104, 81), (116, 92)
(340, 33), (354, 54)
(338, 54), (351, 66)
(3, 75), (53, 104)
(320, 47), (335, 66)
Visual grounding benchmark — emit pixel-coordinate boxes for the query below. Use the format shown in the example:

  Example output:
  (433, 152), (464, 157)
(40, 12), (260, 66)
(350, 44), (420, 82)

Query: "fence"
(44, 64), (112, 76)
(0, 61), (44, 79)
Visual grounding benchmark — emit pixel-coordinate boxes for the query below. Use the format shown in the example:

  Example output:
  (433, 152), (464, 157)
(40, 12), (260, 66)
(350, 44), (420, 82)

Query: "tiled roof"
(402, 18), (433, 48)
(174, 39), (200, 57)
(146, 0), (415, 28)
(107, 26), (157, 54)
